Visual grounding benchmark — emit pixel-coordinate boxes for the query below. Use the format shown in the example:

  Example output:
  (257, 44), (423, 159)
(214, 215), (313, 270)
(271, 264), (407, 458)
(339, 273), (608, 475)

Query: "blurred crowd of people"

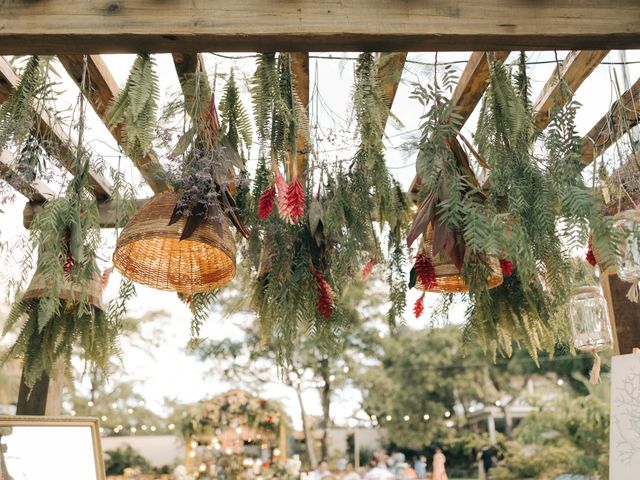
(305, 449), (449, 480)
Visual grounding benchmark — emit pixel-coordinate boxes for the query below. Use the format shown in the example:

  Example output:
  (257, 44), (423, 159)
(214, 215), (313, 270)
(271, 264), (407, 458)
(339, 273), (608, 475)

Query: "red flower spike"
(586, 249), (597, 267)
(258, 185), (276, 220)
(285, 178), (305, 223)
(414, 253), (436, 290)
(63, 253), (74, 275)
(413, 293), (425, 318)
(99, 267), (113, 293)
(313, 268), (335, 320)
(361, 257), (377, 281)
(274, 168), (291, 221)
(499, 259), (514, 278)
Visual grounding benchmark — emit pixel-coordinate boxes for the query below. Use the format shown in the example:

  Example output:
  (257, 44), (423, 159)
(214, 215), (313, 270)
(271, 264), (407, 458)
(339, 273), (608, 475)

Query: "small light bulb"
(423, 414), (430, 421)
(403, 415), (410, 422)
(385, 415), (392, 421)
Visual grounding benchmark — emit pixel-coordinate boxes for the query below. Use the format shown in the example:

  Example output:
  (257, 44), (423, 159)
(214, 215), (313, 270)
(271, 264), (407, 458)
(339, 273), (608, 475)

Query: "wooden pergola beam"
(58, 55), (170, 193)
(408, 51), (509, 197)
(290, 52), (310, 180)
(580, 74), (640, 166)
(0, 0), (639, 54)
(533, 50), (610, 129)
(0, 57), (113, 200)
(376, 52), (407, 114)
(0, 149), (55, 202)
(24, 197), (148, 228)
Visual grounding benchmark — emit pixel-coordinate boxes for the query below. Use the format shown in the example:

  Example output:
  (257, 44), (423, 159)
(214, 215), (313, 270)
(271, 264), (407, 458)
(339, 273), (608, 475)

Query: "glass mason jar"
(569, 286), (612, 352)
(613, 209), (640, 282)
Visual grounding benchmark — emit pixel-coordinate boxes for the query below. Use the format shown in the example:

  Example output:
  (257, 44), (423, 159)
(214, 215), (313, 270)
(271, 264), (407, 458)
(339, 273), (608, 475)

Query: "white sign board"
(610, 353), (640, 478)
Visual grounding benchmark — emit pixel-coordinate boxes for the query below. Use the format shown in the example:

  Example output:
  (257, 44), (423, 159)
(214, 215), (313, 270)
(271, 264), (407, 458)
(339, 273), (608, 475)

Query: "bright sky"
(1, 51), (639, 431)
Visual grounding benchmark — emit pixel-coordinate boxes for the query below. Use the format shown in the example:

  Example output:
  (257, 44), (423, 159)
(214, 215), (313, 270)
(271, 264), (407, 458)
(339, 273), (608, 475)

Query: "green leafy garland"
(106, 54), (159, 160)
(245, 53), (409, 365)
(409, 53), (617, 360)
(1, 58), (131, 387)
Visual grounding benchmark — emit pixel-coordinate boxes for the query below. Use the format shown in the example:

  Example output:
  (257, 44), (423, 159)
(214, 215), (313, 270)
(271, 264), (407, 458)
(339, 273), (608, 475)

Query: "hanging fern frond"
(220, 69), (253, 157)
(105, 54), (160, 160)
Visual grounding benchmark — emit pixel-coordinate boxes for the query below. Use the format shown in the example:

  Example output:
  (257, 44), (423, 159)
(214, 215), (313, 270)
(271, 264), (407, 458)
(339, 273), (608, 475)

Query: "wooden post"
(279, 420), (287, 464)
(601, 273), (640, 355)
(354, 429), (360, 471)
(289, 52), (309, 181)
(16, 358), (65, 415)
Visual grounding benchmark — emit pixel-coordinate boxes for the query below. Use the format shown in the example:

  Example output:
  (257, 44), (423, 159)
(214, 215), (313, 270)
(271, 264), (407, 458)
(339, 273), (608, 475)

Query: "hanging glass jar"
(613, 209), (640, 301)
(569, 285), (613, 384)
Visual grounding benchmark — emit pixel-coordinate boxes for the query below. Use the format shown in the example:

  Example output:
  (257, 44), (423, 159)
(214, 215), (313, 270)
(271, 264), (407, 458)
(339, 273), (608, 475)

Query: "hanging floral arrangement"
(408, 53), (617, 360)
(243, 53), (409, 364)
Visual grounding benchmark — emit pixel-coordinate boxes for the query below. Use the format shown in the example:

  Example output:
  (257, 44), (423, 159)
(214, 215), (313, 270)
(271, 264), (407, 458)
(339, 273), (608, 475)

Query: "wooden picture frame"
(0, 415), (106, 480)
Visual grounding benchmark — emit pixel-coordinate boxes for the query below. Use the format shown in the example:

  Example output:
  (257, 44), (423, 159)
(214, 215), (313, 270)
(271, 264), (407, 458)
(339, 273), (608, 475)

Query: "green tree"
(193, 276), (386, 468)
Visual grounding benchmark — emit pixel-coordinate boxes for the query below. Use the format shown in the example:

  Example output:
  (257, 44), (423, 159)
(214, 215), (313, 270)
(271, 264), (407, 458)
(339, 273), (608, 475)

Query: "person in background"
(480, 446), (496, 479)
(414, 456), (427, 479)
(311, 461), (332, 479)
(363, 458), (394, 480)
(397, 462), (417, 480)
(341, 463), (361, 480)
(432, 448), (448, 480)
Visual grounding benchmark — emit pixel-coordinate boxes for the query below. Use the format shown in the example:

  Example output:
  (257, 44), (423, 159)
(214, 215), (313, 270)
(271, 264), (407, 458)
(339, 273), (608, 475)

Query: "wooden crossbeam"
(58, 55), (170, 193)
(1, 0), (640, 54)
(376, 53), (407, 114)
(533, 51), (610, 129)
(0, 149), (55, 202)
(580, 75), (640, 166)
(24, 196), (148, 228)
(290, 52), (310, 180)
(408, 51), (509, 197)
(0, 57), (113, 200)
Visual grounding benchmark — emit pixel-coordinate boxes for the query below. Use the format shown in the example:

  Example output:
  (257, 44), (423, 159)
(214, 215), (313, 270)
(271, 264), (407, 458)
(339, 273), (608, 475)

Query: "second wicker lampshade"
(113, 192), (237, 293)
(416, 224), (503, 293)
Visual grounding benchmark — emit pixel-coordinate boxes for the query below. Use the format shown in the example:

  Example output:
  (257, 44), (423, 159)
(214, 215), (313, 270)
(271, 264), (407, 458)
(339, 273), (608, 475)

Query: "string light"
(87, 401), (94, 407)
(127, 408), (134, 414)
(130, 427), (137, 433)
(495, 400), (502, 407)
(329, 375), (336, 382)
(150, 426), (157, 432)
(444, 411), (451, 418)
(343, 366), (350, 373)
(168, 424), (175, 430)
(385, 415), (392, 421)
(423, 414), (430, 421)
(101, 416), (108, 422)
(70, 410), (76, 416)
(111, 402), (118, 409)
(403, 415), (410, 421)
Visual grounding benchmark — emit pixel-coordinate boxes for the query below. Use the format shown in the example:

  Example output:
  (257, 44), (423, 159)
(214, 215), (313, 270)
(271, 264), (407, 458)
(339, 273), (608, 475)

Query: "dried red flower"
(413, 293), (425, 318)
(586, 249), (597, 267)
(258, 185), (276, 220)
(414, 253), (436, 290)
(499, 259), (514, 278)
(285, 178), (305, 223)
(361, 257), (377, 281)
(313, 268), (335, 320)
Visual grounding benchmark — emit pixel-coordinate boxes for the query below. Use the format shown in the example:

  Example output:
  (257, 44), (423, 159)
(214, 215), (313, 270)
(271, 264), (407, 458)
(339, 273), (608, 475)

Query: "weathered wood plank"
(0, 0), (639, 54)
(0, 56), (113, 199)
(58, 55), (171, 193)
(0, 150), (55, 202)
(16, 359), (65, 415)
(580, 75), (640, 166)
(290, 52), (309, 180)
(408, 51), (509, 197)
(376, 52), (407, 114)
(533, 50), (609, 129)
(24, 197), (148, 228)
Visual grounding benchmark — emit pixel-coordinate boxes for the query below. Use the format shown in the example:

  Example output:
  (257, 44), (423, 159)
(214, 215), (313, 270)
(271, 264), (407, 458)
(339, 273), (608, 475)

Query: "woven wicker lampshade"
(23, 262), (106, 311)
(416, 224), (503, 293)
(113, 192), (237, 293)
